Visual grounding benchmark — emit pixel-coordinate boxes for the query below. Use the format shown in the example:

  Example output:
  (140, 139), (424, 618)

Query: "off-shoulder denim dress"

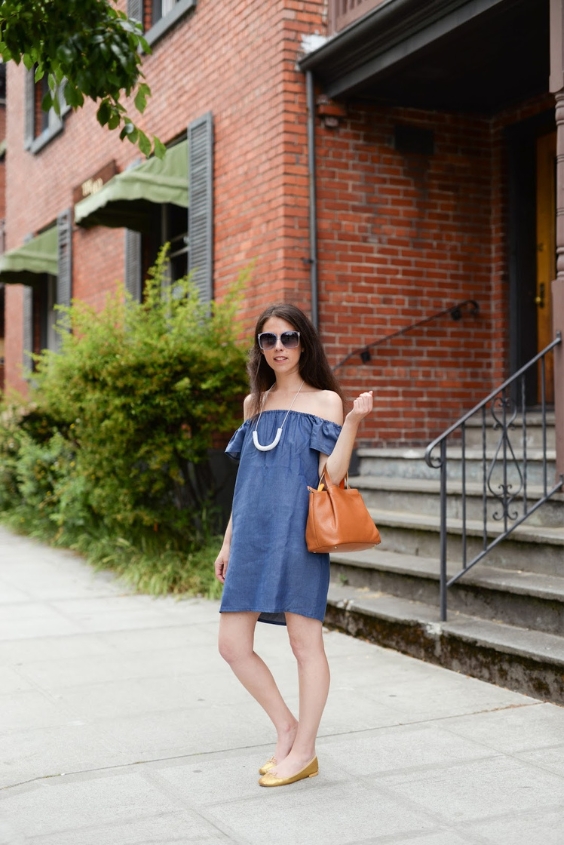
(220, 410), (341, 626)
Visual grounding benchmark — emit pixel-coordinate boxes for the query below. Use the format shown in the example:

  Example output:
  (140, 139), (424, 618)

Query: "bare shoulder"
(311, 389), (344, 426)
(243, 394), (254, 421)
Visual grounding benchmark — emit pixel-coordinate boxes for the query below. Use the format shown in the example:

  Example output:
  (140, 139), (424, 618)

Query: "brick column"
(550, 0), (564, 479)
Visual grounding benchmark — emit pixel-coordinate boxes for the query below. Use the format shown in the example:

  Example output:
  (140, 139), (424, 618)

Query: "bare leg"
(269, 613), (329, 779)
(218, 612), (297, 762)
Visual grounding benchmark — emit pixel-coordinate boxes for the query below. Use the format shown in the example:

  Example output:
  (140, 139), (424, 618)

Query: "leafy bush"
(0, 252), (248, 596)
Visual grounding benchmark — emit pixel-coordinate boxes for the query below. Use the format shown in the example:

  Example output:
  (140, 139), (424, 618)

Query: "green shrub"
(0, 251), (248, 595)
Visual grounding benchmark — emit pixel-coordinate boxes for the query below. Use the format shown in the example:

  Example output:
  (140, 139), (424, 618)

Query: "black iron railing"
(425, 333), (563, 621)
(333, 299), (479, 371)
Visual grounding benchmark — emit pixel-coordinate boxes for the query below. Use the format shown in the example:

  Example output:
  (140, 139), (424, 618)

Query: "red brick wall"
(0, 103), (6, 222)
(313, 94), (555, 445)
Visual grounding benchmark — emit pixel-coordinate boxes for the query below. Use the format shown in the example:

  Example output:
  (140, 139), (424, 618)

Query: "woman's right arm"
(215, 394), (252, 583)
(214, 514), (232, 583)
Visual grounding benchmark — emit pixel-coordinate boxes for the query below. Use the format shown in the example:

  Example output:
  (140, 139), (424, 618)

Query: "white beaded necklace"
(252, 381), (305, 452)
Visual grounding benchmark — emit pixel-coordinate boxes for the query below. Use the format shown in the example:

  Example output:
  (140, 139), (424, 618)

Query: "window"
(153, 0), (178, 24)
(34, 76), (50, 138)
(127, 0), (196, 47)
(124, 117), (213, 305)
(38, 275), (58, 353)
(126, 203), (188, 302)
(24, 70), (69, 154)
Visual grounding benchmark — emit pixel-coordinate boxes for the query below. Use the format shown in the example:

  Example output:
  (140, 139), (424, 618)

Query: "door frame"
(506, 109), (555, 404)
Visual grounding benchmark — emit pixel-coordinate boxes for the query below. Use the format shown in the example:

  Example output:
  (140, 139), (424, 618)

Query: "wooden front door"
(536, 131), (556, 404)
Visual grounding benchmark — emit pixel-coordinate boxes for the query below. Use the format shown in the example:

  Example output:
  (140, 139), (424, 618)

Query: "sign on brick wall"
(72, 161), (118, 206)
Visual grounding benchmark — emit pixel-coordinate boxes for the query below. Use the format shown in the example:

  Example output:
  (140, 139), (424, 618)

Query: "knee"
(218, 633), (251, 666)
(289, 634), (321, 665)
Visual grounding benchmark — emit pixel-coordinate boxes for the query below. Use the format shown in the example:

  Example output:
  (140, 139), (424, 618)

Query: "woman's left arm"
(321, 391), (374, 484)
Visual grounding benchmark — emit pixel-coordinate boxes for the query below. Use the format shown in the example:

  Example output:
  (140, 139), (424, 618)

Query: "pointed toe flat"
(258, 757), (318, 787)
(258, 757), (276, 775)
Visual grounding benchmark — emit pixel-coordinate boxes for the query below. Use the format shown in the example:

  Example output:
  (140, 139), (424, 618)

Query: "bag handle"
(318, 466), (348, 492)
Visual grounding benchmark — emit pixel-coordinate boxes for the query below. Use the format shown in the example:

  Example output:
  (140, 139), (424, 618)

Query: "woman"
(215, 304), (373, 787)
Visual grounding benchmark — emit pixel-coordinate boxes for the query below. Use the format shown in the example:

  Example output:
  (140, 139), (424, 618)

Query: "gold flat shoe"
(258, 757), (276, 775)
(258, 756), (318, 787)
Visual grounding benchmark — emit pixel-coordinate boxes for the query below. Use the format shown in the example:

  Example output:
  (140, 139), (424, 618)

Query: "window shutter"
(188, 113), (214, 303)
(24, 70), (35, 150)
(128, 0), (145, 27)
(57, 209), (73, 335)
(125, 229), (142, 302)
(22, 286), (33, 375)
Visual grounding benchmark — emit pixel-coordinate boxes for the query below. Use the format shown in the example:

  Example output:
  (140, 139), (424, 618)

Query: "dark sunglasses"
(257, 331), (301, 351)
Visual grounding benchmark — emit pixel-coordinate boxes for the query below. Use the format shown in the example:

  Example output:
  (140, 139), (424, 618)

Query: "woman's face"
(259, 316), (302, 377)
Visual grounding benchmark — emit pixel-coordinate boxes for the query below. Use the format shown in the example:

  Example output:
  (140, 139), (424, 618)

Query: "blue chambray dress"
(220, 410), (342, 626)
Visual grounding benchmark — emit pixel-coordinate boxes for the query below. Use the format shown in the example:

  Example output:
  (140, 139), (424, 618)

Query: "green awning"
(0, 226), (58, 285)
(75, 140), (188, 233)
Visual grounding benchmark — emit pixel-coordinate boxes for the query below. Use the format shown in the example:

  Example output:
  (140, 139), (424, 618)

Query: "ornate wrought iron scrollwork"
(487, 393), (523, 523)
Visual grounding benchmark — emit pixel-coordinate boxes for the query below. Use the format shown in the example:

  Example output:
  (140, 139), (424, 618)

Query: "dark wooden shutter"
(128, 0), (144, 27)
(24, 70), (35, 150)
(57, 210), (73, 336)
(188, 113), (214, 303)
(22, 286), (33, 375)
(125, 230), (142, 302)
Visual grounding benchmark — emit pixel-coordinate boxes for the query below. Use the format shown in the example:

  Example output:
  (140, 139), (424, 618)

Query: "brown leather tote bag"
(306, 467), (381, 554)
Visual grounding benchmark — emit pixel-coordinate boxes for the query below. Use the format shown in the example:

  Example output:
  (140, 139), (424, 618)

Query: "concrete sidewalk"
(1, 526), (564, 845)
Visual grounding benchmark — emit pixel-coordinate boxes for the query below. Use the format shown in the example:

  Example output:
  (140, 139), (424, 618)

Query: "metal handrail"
(333, 299), (479, 371)
(425, 332), (563, 621)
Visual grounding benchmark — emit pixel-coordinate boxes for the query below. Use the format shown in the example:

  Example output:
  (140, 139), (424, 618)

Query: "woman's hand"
(346, 390), (374, 425)
(214, 545), (230, 584)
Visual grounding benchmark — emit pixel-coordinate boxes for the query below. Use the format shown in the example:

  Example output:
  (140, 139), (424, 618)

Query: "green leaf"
(153, 137), (166, 160)
(137, 131), (151, 157)
(134, 87), (147, 114)
(97, 100), (111, 127)
(107, 110), (121, 131)
(64, 84), (84, 109)
(41, 92), (53, 112)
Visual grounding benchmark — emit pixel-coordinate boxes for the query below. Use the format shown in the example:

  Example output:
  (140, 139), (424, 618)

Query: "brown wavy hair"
(247, 304), (345, 417)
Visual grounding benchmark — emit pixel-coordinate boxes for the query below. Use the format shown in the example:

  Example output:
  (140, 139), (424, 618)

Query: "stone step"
(366, 507), (564, 575)
(349, 476), (564, 528)
(463, 412), (555, 449)
(325, 582), (564, 704)
(357, 447), (557, 486)
(330, 548), (564, 635)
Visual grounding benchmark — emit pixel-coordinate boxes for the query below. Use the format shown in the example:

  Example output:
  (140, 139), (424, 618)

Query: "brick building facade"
(0, 0), (562, 464)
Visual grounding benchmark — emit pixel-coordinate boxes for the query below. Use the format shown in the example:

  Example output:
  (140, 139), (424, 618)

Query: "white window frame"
(145, 0), (196, 47)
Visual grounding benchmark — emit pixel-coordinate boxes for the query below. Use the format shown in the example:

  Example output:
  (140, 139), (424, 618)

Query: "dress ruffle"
(225, 421), (249, 461)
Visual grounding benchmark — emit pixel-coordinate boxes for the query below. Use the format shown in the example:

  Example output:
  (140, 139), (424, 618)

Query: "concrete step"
(349, 475), (564, 528)
(365, 507), (564, 575)
(330, 548), (564, 635)
(464, 412), (555, 450)
(326, 582), (564, 704)
(358, 447), (557, 486)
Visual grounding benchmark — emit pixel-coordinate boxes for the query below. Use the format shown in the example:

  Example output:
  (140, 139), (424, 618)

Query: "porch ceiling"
(300, 0), (549, 114)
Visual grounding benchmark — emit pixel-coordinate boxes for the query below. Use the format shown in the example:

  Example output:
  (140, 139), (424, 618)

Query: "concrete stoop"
(325, 581), (564, 705)
(328, 426), (564, 704)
